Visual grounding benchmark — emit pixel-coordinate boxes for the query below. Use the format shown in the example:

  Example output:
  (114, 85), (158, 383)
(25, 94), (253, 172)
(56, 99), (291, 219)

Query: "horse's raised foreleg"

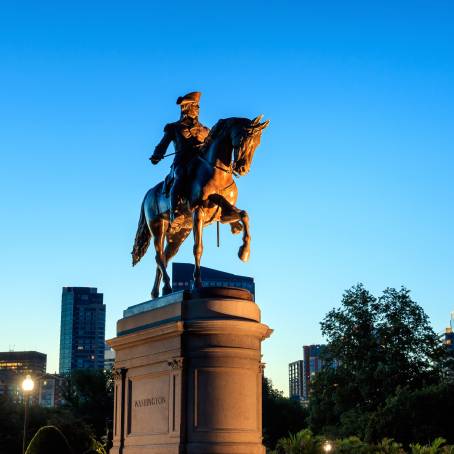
(192, 207), (205, 288)
(229, 208), (251, 262)
(237, 210), (251, 262)
(151, 219), (172, 296)
(210, 195), (251, 262)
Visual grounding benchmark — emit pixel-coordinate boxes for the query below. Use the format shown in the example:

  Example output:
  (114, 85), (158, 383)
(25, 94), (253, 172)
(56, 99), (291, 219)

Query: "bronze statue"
(132, 92), (269, 298)
(150, 92), (210, 224)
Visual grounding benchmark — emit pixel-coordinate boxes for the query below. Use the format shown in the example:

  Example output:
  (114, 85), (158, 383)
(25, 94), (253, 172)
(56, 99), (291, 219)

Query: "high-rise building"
(444, 312), (454, 352)
(59, 287), (106, 373)
(302, 344), (325, 400)
(0, 351), (46, 375)
(289, 360), (304, 402)
(172, 262), (255, 297)
(0, 351), (47, 401)
(288, 344), (328, 403)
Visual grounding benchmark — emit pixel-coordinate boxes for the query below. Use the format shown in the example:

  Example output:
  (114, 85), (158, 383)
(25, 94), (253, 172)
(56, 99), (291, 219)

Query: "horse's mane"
(200, 119), (227, 153)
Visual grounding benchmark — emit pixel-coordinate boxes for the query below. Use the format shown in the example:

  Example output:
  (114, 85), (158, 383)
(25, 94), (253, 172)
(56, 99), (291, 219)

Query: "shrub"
(375, 438), (405, 454)
(25, 425), (72, 454)
(270, 434), (454, 453)
(334, 436), (372, 454)
(273, 429), (323, 454)
(83, 436), (107, 454)
(410, 438), (447, 454)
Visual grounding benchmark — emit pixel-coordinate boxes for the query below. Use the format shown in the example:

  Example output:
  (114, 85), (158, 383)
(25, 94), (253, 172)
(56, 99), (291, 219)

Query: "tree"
(0, 370), (113, 454)
(0, 395), (50, 454)
(25, 425), (72, 454)
(308, 284), (446, 440)
(262, 377), (308, 449)
(62, 369), (114, 439)
(46, 407), (101, 454)
(365, 383), (454, 445)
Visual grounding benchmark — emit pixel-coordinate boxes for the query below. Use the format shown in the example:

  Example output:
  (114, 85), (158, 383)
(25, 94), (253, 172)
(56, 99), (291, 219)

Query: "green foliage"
(308, 285), (447, 441)
(263, 377), (308, 449)
(410, 438), (447, 454)
(0, 395), (25, 454)
(273, 429), (322, 454)
(62, 368), (114, 439)
(83, 436), (107, 454)
(271, 433), (452, 454)
(375, 438), (405, 454)
(366, 383), (454, 445)
(0, 369), (113, 454)
(334, 436), (373, 453)
(0, 396), (49, 454)
(46, 407), (101, 454)
(25, 425), (72, 454)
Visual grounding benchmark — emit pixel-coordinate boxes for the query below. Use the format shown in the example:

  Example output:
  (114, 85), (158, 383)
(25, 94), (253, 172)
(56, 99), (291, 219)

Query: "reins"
(158, 119), (247, 177)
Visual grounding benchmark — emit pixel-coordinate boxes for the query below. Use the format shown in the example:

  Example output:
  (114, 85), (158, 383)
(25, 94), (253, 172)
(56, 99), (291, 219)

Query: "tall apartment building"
(444, 312), (454, 352)
(289, 360), (304, 402)
(302, 344), (325, 400)
(59, 287), (106, 373)
(172, 262), (255, 297)
(289, 344), (327, 402)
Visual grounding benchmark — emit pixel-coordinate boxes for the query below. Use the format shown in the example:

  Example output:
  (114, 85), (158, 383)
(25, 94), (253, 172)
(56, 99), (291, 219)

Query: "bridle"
(200, 120), (254, 177)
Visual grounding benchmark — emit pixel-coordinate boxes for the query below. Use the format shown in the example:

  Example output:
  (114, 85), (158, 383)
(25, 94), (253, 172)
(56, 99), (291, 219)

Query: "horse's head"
(230, 115), (270, 176)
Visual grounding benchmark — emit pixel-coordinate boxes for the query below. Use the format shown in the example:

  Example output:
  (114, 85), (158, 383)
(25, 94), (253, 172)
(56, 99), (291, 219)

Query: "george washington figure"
(150, 91), (210, 224)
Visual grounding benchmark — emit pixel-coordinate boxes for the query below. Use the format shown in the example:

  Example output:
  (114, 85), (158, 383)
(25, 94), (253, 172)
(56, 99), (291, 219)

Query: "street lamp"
(323, 440), (333, 452)
(22, 375), (34, 454)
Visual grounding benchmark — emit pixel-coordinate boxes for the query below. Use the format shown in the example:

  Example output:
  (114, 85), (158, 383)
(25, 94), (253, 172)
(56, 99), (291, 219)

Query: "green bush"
(25, 425), (72, 454)
(273, 429), (322, 454)
(410, 438), (448, 454)
(375, 438), (405, 454)
(271, 433), (454, 454)
(334, 436), (373, 453)
(83, 436), (107, 454)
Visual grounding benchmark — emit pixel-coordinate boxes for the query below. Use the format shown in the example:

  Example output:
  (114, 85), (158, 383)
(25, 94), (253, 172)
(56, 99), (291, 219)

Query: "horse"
(131, 115), (269, 298)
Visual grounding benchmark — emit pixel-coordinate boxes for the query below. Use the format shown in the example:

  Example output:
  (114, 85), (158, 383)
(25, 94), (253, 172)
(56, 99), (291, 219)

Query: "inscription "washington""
(134, 397), (166, 408)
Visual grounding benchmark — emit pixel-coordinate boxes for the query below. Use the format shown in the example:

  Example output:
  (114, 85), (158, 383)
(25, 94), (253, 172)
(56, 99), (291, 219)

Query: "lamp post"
(22, 374), (34, 454)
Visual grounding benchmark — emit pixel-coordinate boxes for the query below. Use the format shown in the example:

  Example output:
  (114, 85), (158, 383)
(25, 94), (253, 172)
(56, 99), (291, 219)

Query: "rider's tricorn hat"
(176, 91), (201, 105)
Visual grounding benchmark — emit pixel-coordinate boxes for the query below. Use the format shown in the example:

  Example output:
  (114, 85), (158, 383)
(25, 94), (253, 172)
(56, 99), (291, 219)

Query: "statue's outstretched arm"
(150, 124), (174, 164)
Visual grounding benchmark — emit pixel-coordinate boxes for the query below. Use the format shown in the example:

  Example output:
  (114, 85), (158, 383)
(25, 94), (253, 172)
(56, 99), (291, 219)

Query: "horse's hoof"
(162, 285), (172, 295)
(151, 292), (159, 300)
(230, 221), (243, 235)
(238, 245), (250, 262)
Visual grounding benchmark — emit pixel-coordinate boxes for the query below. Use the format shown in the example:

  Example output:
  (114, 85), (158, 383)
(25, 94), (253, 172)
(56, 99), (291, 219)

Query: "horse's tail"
(132, 201), (151, 266)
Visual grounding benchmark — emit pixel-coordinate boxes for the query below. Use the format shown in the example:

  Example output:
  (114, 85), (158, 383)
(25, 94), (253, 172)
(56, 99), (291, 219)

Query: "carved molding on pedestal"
(168, 357), (184, 370)
(112, 367), (122, 381)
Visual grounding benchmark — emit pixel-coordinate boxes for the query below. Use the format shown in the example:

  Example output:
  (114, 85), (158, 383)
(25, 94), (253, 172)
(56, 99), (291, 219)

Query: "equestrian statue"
(131, 91), (269, 298)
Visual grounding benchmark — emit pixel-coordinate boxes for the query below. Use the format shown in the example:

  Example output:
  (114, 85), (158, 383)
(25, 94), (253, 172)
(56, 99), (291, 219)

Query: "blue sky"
(1, 1), (453, 393)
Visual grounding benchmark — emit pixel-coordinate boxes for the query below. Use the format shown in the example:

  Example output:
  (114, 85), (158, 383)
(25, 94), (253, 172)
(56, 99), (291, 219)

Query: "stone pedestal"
(108, 288), (272, 454)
